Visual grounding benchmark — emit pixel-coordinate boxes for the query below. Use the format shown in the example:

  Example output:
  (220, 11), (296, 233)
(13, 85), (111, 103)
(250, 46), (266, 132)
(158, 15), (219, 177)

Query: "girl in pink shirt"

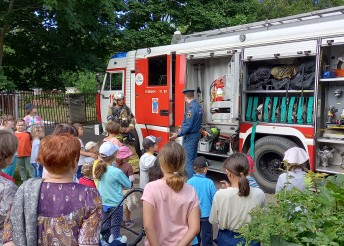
(104, 122), (123, 147)
(141, 141), (200, 246)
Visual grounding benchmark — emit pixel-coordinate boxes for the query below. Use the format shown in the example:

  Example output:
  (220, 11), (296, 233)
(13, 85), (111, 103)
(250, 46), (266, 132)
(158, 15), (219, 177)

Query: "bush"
(0, 67), (16, 90)
(239, 173), (344, 245)
(59, 70), (97, 93)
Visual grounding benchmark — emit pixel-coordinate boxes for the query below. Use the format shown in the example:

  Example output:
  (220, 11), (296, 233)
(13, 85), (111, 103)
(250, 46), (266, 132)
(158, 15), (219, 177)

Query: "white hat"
(85, 141), (97, 151)
(283, 147), (309, 165)
(99, 142), (119, 158)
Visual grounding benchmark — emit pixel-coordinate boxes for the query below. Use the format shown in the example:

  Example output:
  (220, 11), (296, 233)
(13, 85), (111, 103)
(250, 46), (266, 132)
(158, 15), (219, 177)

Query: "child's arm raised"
(177, 205), (200, 246)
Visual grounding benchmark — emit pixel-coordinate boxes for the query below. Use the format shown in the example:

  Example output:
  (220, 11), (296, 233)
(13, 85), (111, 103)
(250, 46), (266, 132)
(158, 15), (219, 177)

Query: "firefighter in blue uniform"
(170, 89), (203, 179)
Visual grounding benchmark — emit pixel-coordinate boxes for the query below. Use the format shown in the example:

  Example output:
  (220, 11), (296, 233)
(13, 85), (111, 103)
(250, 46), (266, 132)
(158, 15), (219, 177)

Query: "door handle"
(102, 94), (109, 99)
(160, 110), (169, 116)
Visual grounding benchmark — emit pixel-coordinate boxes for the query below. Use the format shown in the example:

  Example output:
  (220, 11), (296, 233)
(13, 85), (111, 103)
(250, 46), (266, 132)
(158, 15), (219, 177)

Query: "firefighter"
(107, 92), (139, 172)
(170, 89), (203, 179)
(107, 92), (135, 138)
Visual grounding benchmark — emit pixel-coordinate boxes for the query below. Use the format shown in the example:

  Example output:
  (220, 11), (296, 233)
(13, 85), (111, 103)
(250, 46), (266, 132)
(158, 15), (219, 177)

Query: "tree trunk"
(0, 0), (15, 66)
(0, 28), (5, 66)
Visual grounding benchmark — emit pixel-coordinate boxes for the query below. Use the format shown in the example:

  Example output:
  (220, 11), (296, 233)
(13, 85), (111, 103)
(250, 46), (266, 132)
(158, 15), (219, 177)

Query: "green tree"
(1, 0), (123, 90)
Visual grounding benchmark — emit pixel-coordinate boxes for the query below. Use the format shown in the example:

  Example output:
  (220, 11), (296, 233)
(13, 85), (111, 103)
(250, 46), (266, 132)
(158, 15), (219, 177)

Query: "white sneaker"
(117, 235), (127, 243)
(108, 235), (127, 244)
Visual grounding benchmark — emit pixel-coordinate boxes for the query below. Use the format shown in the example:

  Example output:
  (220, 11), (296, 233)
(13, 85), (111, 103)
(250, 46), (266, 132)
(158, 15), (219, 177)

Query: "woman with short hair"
(3, 134), (102, 246)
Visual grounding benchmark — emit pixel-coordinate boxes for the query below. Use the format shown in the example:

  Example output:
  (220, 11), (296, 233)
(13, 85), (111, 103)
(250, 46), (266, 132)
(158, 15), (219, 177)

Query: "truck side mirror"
(96, 73), (101, 90)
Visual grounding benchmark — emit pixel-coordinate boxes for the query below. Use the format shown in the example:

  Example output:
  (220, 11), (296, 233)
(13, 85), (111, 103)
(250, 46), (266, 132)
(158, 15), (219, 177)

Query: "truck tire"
(251, 136), (297, 193)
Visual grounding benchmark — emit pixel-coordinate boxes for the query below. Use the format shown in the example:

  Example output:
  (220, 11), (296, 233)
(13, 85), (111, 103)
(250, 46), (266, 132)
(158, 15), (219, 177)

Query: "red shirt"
(78, 177), (96, 188)
(15, 131), (32, 157)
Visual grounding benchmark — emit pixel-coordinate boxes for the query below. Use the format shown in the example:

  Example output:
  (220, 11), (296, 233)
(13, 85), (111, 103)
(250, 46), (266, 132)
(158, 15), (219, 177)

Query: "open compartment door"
(135, 55), (171, 127)
(135, 54), (177, 145)
(174, 54), (187, 127)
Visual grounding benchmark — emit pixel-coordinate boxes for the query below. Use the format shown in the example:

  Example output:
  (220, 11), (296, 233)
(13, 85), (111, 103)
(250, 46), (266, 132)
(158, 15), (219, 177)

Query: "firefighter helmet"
(115, 92), (124, 100)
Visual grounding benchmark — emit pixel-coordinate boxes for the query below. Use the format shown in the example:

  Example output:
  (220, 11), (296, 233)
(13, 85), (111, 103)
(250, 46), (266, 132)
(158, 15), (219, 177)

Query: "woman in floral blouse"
(0, 130), (18, 242)
(3, 133), (102, 246)
(23, 104), (44, 132)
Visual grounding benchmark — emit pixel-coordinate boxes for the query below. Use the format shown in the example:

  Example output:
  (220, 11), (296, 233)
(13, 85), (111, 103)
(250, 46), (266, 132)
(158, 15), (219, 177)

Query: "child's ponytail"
(238, 173), (250, 197)
(158, 141), (186, 192)
(94, 159), (107, 180)
(166, 171), (185, 192)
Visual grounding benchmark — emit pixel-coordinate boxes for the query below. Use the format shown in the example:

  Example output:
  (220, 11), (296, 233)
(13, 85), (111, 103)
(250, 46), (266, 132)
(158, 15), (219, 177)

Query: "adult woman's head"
(223, 153), (250, 197)
(52, 123), (78, 137)
(0, 115), (15, 130)
(37, 134), (80, 175)
(25, 103), (37, 116)
(0, 130), (18, 169)
(158, 141), (186, 192)
(94, 142), (119, 180)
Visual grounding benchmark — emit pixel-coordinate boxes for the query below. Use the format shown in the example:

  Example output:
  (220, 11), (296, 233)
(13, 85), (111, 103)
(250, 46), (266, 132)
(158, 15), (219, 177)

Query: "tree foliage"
(1, 0), (344, 90)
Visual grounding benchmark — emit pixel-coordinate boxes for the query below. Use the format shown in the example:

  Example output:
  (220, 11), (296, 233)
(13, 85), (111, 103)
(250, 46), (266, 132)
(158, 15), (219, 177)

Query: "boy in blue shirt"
(187, 156), (217, 246)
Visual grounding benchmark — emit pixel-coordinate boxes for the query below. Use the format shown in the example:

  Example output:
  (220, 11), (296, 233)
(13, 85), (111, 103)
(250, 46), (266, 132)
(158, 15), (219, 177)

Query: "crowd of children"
(0, 110), (312, 246)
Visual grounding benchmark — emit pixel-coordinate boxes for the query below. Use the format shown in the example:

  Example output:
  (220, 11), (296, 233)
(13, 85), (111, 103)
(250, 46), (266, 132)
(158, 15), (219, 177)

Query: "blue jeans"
(216, 229), (260, 246)
(77, 165), (83, 179)
(183, 132), (200, 179)
(31, 163), (43, 178)
(192, 217), (213, 246)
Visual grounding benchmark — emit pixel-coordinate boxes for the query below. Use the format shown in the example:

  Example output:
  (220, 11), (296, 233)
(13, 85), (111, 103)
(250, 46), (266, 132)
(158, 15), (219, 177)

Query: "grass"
(13, 168), (24, 186)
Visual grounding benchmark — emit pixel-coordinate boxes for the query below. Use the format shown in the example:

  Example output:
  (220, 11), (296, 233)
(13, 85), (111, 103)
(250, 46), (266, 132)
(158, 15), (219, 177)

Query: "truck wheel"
(251, 136), (297, 193)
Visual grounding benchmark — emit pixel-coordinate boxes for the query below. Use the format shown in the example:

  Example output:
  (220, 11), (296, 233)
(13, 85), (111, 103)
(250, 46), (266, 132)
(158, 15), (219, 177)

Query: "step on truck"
(97, 7), (344, 193)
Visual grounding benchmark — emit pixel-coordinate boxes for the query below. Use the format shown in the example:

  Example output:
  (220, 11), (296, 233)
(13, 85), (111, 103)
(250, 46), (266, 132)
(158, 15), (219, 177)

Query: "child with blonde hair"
(95, 142), (131, 244)
(115, 146), (138, 228)
(73, 123), (97, 179)
(142, 141), (200, 245)
(79, 164), (96, 188)
(30, 125), (45, 178)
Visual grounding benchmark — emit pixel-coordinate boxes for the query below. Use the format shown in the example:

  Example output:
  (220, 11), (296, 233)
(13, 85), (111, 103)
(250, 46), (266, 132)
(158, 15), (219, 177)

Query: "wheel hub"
(257, 151), (283, 182)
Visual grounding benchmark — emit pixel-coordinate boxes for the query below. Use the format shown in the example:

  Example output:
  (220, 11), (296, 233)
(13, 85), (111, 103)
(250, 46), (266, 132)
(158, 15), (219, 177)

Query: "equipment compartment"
(185, 54), (240, 157)
(316, 43), (344, 173)
(243, 56), (316, 125)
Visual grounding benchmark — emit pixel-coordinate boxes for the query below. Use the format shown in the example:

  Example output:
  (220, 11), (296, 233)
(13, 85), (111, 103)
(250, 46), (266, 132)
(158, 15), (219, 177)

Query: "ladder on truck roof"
(178, 6), (344, 43)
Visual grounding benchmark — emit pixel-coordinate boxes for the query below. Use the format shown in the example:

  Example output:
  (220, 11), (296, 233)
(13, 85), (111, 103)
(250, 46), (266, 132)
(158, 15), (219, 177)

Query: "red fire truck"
(97, 7), (344, 192)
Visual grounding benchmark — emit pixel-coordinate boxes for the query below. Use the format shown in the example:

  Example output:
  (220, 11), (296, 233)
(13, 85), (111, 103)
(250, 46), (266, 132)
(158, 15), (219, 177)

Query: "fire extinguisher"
(213, 77), (225, 101)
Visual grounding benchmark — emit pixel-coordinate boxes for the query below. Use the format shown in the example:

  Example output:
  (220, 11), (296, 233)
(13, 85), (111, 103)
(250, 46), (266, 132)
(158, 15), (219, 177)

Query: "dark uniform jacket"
(178, 99), (203, 137)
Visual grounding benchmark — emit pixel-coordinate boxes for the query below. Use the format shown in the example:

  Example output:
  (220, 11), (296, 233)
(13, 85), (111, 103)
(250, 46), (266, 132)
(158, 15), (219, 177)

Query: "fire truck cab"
(98, 7), (344, 193)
